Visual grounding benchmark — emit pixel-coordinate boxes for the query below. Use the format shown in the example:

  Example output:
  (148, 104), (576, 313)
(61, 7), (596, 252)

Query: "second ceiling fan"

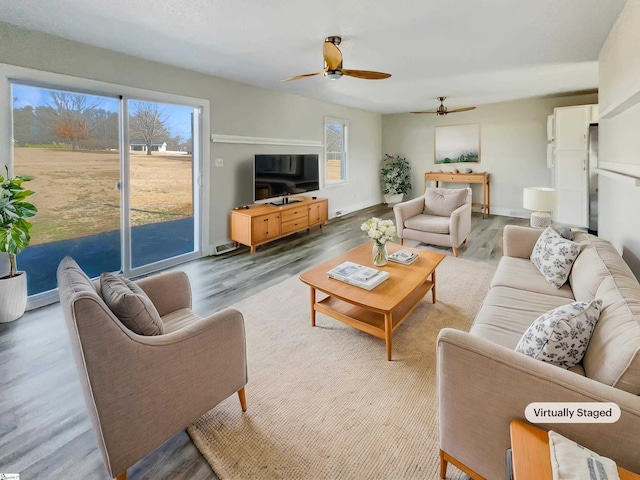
(412, 97), (476, 115)
(282, 36), (391, 82)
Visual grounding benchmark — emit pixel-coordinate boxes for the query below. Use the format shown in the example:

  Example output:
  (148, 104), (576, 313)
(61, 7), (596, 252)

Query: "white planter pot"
(384, 193), (404, 206)
(0, 271), (28, 323)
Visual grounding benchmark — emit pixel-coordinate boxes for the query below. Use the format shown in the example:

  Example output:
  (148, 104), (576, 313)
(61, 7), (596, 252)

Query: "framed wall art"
(435, 124), (480, 164)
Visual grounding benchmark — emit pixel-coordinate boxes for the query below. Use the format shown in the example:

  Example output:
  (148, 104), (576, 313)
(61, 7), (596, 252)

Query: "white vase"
(384, 193), (403, 206)
(0, 271), (28, 323)
(372, 242), (389, 267)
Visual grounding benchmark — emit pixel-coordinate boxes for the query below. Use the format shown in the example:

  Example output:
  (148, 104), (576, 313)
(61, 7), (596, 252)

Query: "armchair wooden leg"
(237, 387), (247, 412)
(452, 247), (459, 257)
(116, 472), (126, 480)
(439, 449), (448, 479)
(440, 449), (487, 480)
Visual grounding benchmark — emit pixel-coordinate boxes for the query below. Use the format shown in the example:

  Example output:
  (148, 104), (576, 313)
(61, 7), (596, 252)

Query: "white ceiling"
(0, 0), (627, 114)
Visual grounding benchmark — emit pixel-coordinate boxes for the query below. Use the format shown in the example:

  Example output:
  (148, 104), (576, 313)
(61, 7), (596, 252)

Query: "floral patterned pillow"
(515, 299), (603, 368)
(531, 227), (581, 288)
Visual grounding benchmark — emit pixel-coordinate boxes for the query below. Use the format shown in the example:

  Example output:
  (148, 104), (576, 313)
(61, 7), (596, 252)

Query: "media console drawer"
(281, 207), (308, 223)
(230, 197), (328, 253)
(281, 218), (309, 234)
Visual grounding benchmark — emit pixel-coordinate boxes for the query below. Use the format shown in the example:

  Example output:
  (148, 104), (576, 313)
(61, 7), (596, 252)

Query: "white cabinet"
(551, 104), (596, 228)
(554, 106), (590, 150)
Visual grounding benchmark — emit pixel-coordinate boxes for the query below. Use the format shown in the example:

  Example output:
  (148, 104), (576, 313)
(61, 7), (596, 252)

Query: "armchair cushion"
(100, 272), (164, 336)
(404, 214), (450, 234)
(423, 187), (468, 217)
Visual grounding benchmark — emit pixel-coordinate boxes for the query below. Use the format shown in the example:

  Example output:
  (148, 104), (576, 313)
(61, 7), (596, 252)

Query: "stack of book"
(388, 249), (418, 264)
(327, 261), (389, 290)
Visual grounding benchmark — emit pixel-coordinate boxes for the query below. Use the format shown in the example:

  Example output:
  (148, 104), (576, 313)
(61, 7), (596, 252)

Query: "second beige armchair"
(393, 187), (472, 257)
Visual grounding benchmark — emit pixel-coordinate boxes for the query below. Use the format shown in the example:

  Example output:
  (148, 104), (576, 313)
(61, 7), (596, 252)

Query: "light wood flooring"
(0, 204), (527, 479)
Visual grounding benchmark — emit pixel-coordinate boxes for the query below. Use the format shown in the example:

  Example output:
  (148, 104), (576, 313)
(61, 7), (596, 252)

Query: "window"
(324, 117), (348, 184)
(2, 65), (209, 309)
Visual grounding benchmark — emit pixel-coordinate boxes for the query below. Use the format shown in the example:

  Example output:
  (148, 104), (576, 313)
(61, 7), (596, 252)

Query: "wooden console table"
(424, 172), (490, 218)
(509, 420), (640, 480)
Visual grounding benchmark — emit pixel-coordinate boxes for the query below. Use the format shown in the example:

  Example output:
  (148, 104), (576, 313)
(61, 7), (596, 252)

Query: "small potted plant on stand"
(0, 166), (37, 322)
(380, 154), (411, 206)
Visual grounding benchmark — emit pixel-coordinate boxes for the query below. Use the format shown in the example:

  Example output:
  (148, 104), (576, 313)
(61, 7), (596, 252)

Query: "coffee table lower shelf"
(312, 279), (434, 359)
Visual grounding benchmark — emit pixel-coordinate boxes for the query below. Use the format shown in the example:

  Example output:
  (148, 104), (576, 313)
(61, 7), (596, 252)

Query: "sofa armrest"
(393, 196), (425, 238)
(502, 225), (543, 259)
(135, 270), (192, 316)
(437, 328), (640, 480)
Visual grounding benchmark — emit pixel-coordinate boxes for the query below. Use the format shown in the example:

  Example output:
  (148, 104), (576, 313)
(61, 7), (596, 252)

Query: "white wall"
(382, 94), (597, 217)
(0, 22), (382, 252)
(597, 0), (640, 278)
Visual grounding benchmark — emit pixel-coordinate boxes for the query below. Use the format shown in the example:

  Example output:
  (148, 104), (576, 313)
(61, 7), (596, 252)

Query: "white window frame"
(323, 116), (349, 186)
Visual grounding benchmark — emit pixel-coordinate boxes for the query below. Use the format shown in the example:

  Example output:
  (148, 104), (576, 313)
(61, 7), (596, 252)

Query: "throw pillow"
(100, 273), (164, 336)
(531, 227), (581, 288)
(549, 430), (619, 480)
(515, 299), (603, 368)
(551, 224), (574, 241)
(423, 188), (468, 217)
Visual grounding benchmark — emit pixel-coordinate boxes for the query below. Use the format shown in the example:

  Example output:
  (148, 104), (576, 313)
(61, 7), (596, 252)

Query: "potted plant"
(380, 154), (411, 205)
(0, 166), (37, 322)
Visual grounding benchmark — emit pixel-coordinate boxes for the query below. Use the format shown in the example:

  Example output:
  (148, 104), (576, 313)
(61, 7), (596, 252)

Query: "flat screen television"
(254, 154), (320, 203)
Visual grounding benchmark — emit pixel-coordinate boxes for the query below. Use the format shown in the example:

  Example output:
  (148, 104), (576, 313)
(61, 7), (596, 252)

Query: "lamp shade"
(523, 187), (557, 212)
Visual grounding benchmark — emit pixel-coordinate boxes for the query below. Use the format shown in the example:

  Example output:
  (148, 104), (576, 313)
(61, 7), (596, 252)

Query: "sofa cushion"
(470, 286), (573, 349)
(491, 256), (574, 300)
(423, 188), (467, 217)
(531, 227), (580, 288)
(404, 214), (450, 234)
(100, 273), (164, 336)
(515, 299), (602, 368)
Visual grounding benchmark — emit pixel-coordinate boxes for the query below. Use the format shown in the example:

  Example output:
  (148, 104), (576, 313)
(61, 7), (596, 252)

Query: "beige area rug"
(188, 256), (496, 480)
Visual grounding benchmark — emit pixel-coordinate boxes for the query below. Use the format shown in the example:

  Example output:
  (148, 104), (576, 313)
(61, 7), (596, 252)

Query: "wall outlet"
(214, 157), (224, 167)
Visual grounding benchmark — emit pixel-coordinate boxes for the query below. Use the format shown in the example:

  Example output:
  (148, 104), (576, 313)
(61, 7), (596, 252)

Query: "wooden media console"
(230, 197), (328, 252)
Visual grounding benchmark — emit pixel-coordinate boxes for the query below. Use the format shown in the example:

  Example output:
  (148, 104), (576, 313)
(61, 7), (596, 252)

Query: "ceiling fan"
(281, 36), (391, 82)
(411, 97), (476, 115)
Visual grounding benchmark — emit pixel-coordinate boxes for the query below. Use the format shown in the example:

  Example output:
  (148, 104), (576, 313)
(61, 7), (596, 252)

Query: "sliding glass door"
(12, 84), (122, 294)
(127, 100), (197, 269)
(11, 83), (202, 300)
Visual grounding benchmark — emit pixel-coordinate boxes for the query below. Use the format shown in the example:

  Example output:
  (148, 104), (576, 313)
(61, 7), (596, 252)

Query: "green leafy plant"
(0, 167), (37, 278)
(380, 154), (412, 195)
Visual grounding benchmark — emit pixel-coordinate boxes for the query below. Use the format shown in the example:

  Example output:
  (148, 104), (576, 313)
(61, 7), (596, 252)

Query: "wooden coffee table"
(299, 242), (445, 360)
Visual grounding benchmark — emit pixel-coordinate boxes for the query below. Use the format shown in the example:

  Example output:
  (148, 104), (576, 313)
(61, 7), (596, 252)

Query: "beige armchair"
(393, 187), (472, 257)
(57, 257), (248, 480)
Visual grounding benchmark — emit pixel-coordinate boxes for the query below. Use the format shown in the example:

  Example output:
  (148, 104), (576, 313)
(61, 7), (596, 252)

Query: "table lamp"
(523, 187), (557, 228)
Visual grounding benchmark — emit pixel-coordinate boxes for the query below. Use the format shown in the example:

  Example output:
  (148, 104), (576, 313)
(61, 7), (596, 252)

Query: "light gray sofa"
(437, 225), (640, 480)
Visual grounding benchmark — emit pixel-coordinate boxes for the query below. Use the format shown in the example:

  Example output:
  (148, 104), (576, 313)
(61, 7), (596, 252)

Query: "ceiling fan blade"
(410, 111), (439, 114)
(447, 107), (476, 113)
(281, 67), (328, 82)
(341, 69), (391, 80)
(323, 41), (342, 70)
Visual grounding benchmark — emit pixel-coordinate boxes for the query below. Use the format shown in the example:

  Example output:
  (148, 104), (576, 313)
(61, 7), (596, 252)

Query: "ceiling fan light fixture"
(324, 70), (343, 80)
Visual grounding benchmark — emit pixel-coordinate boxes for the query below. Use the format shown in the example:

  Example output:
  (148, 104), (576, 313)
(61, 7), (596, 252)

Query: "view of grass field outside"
(12, 84), (196, 294)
